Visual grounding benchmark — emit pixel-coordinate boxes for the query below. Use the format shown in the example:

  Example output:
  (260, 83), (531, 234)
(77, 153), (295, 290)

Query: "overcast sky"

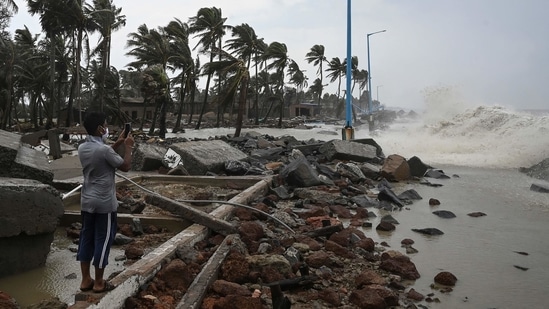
(8, 0), (549, 111)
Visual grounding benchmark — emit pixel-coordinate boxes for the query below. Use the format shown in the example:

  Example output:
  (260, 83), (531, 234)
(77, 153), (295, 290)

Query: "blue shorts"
(77, 211), (117, 269)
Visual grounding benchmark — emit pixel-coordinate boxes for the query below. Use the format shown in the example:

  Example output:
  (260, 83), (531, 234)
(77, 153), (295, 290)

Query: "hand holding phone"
(124, 123), (132, 138)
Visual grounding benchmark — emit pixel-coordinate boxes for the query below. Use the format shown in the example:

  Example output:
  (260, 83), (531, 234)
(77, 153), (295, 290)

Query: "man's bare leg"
(79, 262), (94, 290)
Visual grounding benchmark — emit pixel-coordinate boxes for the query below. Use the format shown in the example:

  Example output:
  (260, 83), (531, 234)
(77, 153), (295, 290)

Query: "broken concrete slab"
(319, 139), (378, 162)
(0, 177), (64, 277)
(132, 143), (167, 171)
(0, 129), (54, 184)
(170, 140), (248, 175)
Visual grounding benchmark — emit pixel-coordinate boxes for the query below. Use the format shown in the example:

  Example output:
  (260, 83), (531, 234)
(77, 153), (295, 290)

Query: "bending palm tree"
(305, 44), (327, 106)
(262, 41), (292, 128)
(189, 7), (230, 130)
(225, 23), (265, 125)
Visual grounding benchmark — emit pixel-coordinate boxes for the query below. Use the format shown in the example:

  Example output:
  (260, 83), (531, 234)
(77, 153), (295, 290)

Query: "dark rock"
(429, 198), (441, 206)
(397, 189), (423, 202)
(412, 228), (444, 236)
(467, 212), (486, 217)
(124, 245), (144, 260)
(381, 214), (399, 224)
(380, 251), (421, 280)
(376, 221), (396, 232)
(406, 288), (425, 301)
(378, 187), (404, 208)
(434, 271), (457, 286)
(407, 156), (431, 178)
(424, 169), (450, 179)
(279, 157), (323, 187)
(432, 210), (456, 218)
(530, 183), (549, 193)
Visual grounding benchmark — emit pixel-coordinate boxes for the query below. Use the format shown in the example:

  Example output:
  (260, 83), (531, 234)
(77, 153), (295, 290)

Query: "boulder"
(380, 154), (411, 181)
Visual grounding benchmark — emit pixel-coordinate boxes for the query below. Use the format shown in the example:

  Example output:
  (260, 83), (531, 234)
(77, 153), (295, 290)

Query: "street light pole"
(377, 85), (383, 102)
(342, 0), (354, 140)
(367, 30), (386, 131)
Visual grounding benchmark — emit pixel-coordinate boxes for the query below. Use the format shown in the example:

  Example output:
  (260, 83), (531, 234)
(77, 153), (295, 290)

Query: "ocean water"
(1, 104), (548, 308)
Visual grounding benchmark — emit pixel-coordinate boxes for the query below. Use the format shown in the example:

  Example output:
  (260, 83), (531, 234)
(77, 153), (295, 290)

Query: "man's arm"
(117, 133), (134, 172)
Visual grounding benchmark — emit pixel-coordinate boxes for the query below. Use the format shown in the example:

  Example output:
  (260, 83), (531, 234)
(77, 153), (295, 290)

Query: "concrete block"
(319, 139), (378, 162)
(170, 140), (248, 175)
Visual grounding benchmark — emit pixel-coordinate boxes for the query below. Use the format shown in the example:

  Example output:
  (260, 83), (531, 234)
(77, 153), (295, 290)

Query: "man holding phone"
(77, 112), (134, 293)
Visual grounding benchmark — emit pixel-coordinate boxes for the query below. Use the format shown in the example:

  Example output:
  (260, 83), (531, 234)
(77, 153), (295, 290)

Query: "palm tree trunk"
(234, 74), (249, 137)
(174, 77), (188, 133)
(195, 72), (212, 130)
(188, 83), (196, 125)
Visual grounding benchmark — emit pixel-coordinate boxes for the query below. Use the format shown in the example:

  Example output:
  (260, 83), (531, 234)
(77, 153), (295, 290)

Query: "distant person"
(77, 111), (133, 293)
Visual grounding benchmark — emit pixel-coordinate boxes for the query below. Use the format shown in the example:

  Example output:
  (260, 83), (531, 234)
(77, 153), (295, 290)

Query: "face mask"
(101, 127), (109, 141)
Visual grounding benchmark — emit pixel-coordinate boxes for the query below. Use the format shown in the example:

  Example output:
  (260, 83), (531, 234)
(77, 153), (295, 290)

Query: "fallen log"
(145, 194), (236, 235)
(176, 234), (237, 309)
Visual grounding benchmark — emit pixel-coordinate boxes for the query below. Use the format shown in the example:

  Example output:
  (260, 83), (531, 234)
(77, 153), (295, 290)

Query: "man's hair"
(83, 111), (106, 135)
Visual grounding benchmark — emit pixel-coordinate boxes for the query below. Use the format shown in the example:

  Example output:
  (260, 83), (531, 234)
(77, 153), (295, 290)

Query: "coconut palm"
(13, 27), (49, 129)
(326, 57), (345, 99)
(305, 44), (327, 106)
(188, 7), (231, 130)
(203, 48), (249, 137)
(87, 0), (126, 114)
(225, 23), (266, 124)
(287, 60), (308, 106)
(326, 57), (348, 118)
(262, 41), (292, 127)
(165, 18), (193, 132)
(0, 0), (18, 32)
(126, 24), (172, 134)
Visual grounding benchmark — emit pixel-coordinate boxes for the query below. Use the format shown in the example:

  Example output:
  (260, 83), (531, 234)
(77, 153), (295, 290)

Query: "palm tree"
(308, 78), (323, 104)
(225, 23), (265, 124)
(140, 65), (168, 137)
(305, 44), (327, 106)
(203, 48), (249, 137)
(0, 35), (15, 129)
(87, 0), (126, 114)
(27, 0), (68, 128)
(165, 18), (192, 133)
(326, 57), (346, 117)
(262, 41), (292, 127)
(287, 60), (308, 106)
(188, 7), (230, 130)
(126, 24), (171, 134)
(14, 27), (49, 129)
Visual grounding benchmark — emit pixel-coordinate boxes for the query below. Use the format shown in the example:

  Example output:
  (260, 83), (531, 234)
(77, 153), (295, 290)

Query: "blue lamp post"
(367, 30), (386, 131)
(343, 0), (354, 140)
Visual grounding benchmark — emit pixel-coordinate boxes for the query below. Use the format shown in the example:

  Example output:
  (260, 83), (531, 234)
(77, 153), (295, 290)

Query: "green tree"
(305, 44), (327, 106)
(262, 41), (292, 127)
(203, 48), (249, 137)
(165, 18), (192, 133)
(126, 24), (172, 134)
(87, 0), (126, 115)
(189, 7), (230, 129)
(225, 23), (265, 125)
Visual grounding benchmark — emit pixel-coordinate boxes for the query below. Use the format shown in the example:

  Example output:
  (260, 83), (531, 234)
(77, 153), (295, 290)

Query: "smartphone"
(124, 123), (132, 138)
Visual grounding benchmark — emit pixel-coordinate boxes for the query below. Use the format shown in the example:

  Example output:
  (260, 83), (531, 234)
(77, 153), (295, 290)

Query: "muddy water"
(0, 228), (126, 307)
(361, 165), (549, 308)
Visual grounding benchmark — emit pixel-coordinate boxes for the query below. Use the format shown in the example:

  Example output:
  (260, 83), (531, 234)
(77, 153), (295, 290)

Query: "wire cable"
(115, 172), (295, 234)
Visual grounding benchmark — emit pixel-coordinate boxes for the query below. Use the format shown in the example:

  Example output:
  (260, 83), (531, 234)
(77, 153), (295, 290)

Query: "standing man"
(77, 111), (133, 293)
